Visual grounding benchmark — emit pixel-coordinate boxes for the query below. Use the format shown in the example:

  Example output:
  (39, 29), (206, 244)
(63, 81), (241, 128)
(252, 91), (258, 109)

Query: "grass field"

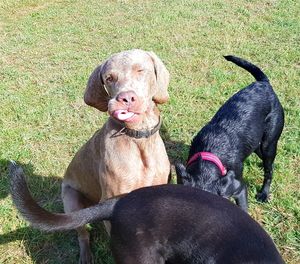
(0, 0), (299, 263)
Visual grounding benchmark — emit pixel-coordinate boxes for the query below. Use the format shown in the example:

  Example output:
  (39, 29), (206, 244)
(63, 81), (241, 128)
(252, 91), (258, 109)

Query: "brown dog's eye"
(137, 69), (144, 73)
(105, 75), (114, 82)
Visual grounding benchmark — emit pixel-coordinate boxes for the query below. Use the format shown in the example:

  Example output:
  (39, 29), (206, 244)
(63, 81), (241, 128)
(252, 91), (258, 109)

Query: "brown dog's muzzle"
(116, 91), (138, 108)
(110, 90), (144, 122)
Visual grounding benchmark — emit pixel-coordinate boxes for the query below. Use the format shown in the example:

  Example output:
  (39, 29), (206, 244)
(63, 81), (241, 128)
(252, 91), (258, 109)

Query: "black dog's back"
(111, 185), (284, 264)
(189, 56), (283, 161)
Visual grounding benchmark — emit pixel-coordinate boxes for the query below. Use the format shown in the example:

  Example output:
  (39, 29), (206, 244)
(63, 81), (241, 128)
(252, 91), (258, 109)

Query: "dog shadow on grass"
(0, 159), (113, 264)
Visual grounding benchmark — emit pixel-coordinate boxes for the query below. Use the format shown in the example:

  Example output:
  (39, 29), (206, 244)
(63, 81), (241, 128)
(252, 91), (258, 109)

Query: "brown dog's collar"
(112, 117), (162, 139)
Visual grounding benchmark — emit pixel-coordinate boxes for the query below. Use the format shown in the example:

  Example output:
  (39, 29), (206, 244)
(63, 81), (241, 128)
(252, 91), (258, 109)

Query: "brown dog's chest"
(64, 123), (170, 204)
(102, 135), (170, 198)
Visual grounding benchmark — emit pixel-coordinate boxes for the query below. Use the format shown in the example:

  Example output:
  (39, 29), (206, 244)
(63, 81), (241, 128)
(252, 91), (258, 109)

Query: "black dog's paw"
(256, 191), (268, 202)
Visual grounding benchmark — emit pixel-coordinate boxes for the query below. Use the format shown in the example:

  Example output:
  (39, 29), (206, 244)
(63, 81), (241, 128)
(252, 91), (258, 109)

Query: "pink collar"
(187, 151), (227, 176)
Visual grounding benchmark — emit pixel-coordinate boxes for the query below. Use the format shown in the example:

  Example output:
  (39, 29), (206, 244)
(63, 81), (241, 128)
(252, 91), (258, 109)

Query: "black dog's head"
(175, 162), (241, 198)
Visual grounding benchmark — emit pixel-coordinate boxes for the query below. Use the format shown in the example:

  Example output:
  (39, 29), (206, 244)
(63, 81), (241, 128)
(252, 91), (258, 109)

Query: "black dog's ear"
(219, 170), (242, 197)
(218, 170), (236, 196)
(175, 163), (191, 185)
(220, 170), (235, 188)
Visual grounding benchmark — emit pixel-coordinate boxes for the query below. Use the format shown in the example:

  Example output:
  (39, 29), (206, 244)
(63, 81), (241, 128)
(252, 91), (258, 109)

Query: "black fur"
(176, 56), (284, 212)
(9, 162), (284, 264)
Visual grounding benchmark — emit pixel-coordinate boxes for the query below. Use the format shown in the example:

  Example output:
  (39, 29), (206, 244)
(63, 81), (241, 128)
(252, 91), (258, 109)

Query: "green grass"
(0, 0), (299, 263)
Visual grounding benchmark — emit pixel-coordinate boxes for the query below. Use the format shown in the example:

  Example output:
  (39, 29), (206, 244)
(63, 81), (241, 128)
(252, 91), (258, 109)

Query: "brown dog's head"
(84, 49), (169, 126)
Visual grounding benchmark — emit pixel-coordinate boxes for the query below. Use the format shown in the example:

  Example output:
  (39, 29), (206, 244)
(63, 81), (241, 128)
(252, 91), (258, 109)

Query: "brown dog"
(62, 49), (171, 263)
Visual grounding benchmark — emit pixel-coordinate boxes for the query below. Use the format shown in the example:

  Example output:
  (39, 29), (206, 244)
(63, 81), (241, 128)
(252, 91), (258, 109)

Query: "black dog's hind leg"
(255, 144), (263, 159)
(256, 110), (284, 202)
(256, 142), (277, 202)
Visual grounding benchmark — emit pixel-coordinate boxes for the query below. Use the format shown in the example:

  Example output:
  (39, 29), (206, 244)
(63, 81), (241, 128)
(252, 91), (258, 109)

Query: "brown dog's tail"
(224, 55), (269, 83)
(9, 161), (118, 232)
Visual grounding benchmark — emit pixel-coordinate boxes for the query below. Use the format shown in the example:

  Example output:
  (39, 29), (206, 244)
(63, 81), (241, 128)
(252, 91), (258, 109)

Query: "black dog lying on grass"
(10, 162), (284, 264)
(176, 55), (284, 212)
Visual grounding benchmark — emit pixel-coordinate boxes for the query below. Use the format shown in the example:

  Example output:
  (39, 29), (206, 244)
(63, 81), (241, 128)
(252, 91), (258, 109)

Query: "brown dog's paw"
(79, 253), (94, 264)
(79, 241), (94, 264)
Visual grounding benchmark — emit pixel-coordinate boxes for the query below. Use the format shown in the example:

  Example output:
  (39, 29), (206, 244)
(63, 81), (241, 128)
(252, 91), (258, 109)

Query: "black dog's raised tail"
(9, 161), (118, 232)
(224, 55), (269, 82)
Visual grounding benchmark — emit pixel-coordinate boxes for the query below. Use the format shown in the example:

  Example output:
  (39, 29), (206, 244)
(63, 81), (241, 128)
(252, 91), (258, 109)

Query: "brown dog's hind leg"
(62, 184), (95, 264)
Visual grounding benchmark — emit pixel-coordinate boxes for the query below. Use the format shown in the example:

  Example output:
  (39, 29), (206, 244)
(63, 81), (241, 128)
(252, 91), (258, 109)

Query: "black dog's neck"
(187, 158), (223, 179)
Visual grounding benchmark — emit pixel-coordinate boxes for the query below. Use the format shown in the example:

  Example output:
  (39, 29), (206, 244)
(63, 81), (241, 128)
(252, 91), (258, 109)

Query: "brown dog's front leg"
(62, 184), (95, 264)
(77, 226), (93, 264)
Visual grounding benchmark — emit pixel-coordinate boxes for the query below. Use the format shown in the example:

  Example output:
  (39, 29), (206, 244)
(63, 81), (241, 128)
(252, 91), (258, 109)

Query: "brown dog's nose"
(116, 91), (138, 106)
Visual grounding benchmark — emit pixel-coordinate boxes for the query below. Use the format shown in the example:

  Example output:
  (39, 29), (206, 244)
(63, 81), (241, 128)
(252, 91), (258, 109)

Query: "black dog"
(10, 162), (284, 264)
(176, 55), (284, 212)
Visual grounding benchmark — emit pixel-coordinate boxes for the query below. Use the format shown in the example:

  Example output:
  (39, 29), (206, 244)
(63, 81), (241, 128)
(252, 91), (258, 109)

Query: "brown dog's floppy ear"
(84, 64), (109, 112)
(147, 51), (170, 104)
